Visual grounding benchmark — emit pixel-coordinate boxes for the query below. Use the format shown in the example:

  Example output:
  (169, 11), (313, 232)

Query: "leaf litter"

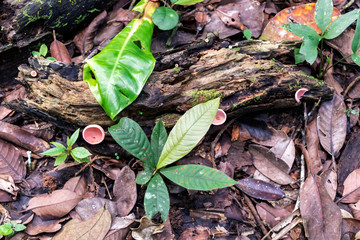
(2, 0), (360, 238)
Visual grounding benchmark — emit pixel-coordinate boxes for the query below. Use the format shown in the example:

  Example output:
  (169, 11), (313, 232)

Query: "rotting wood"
(4, 40), (333, 128)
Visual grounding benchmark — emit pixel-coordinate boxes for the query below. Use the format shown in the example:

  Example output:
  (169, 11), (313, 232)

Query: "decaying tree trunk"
(0, 0), (122, 83)
(4, 40), (333, 128)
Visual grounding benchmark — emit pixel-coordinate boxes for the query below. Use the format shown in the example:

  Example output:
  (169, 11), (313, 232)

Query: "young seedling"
(109, 98), (237, 221)
(280, 0), (360, 77)
(344, 108), (359, 117)
(0, 221), (26, 237)
(32, 44), (57, 61)
(41, 129), (92, 166)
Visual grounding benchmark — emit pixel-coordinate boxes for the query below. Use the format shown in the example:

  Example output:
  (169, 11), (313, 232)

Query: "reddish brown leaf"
(21, 122), (54, 142)
(113, 166), (137, 217)
(53, 207), (111, 240)
(249, 145), (295, 185)
(26, 215), (66, 235)
(300, 174), (342, 240)
(236, 178), (285, 201)
(341, 218), (360, 239)
(256, 202), (291, 227)
(0, 121), (49, 153)
(260, 3), (340, 41)
(27, 189), (82, 220)
(178, 226), (210, 240)
(0, 139), (26, 183)
(305, 116), (323, 174)
(74, 11), (107, 55)
(350, 200), (360, 220)
(63, 175), (87, 197)
(341, 169), (360, 203)
(320, 169), (337, 201)
(50, 32), (72, 65)
(317, 93), (347, 156)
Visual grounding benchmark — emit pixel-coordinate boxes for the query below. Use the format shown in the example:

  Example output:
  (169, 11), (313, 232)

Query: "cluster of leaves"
(280, 0), (360, 73)
(109, 98), (237, 221)
(32, 44), (56, 61)
(41, 129), (92, 166)
(0, 221), (26, 236)
(345, 108), (360, 117)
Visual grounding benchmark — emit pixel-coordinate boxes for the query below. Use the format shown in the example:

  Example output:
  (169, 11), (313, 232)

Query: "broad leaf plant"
(109, 98), (237, 221)
(280, 0), (360, 77)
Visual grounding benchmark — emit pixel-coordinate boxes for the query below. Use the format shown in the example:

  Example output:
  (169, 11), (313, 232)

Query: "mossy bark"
(4, 40), (333, 129)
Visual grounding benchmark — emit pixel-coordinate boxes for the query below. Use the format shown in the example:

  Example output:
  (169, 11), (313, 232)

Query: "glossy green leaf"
(151, 120), (168, 165)
(71, 147), (92, 159)
(71, 154), (91, 163)
(40, 147), (66, 156)
(352, 14), (360, 53)
(152, 7), (179, 31)
(244, 29), (252, 40)
(32, 51), (40, 56)
(144, 173), (169, 222)
(39, 44), (48, 57)
(0, 223), (13, 236)
(12, 222), (26, 232)
(280, 24), (321, 40)
(299, 37), (320, 64)
(133, 0), (147, 13)
(171, 0), (204, 5)
(54, 153), (68, 166)
(109, 117), (156, 167)
(352, 54), (360, 66)
(67, 129), (80, 147)
(136, 168), (153, 185)
(83, 16), (156, 120)
(315, 0), (333, 34)
(156, 98), (220, 169)
(46, 57), (57, 61)
(51, 142), (66, 149)
(325, 9), (360, 39)
(160, 164), (237, 190)
(294, 48), (306, 64)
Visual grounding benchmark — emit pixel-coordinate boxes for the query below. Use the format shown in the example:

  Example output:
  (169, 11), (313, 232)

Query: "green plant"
(280, 0), (360, 77)
(344, 108), (359, 117)
(0, 221), (26, 236)
(109, 98), (237, 221)
(32, 43), (56, 61)
(151, 0), (205, 31)
(244, 29), (252, 40)
(41, 129), (92, 166)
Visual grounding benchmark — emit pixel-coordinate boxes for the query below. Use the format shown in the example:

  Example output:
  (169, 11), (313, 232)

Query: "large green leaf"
(152, 7), (179, 31)
(83, 12), (156, 120)
(160, 164), (237, 190)
(325, 9), (360, 39)
(280, 24), (321, 40)
(314, 0), (333, 34)
(171, 0), (204, 5)
(299, 37), (320, 64)
(144, 173), (169, 222)
(352, 14), (360, 53)
(156, 98), (220, 169)
(109, 117), (156, 167)
(151, 120), (168, 166)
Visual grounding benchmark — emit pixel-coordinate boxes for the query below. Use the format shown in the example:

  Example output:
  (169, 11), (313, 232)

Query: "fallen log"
(4, 40), (333, 129)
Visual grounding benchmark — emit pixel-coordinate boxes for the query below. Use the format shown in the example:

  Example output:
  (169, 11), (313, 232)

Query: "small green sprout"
(0, 221), (26, 236)
(344, 108), (359, 117)
(32, 44), (56, 61)
(41, 129), (92, 166)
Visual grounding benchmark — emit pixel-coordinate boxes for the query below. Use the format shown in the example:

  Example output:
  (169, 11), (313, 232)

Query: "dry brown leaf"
(350, 200), (360, 220)
(53, 207), (111, 240)
(0, 139), (26, 183)
(305, 116), (323, 174)
(256, 202), (291, 228)
(131, 216), (164, 240)
(25, 215), (66, 235)
(317, 93), (347, 156)
(320, 169), (337, 201)
(0, 121), (49, 153)
(270, 137), (295, 170)
(236, 178), (285, 201)
(178, 226), (210, 240)
(74, 11), (107, 55)
(50, 32), (72, 65)
(75, 197), (117, 221)
(342, 218), (360, 238)
(113, 166), (137, 217)
(21, 122), (54, 142)
(249, 145), (295, 185)
(342, 169), (360, 203)
(27, 189), (82, 220)
(0, 175), (18, 195)
(300, 174), (342, 240)
(63, 175), (87, 196)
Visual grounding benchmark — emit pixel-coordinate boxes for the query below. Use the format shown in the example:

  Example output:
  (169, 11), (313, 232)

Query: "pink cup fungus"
(82, 124), (105, 145)
(295, 88), (309, 103)
(212, 109), (227, 125)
